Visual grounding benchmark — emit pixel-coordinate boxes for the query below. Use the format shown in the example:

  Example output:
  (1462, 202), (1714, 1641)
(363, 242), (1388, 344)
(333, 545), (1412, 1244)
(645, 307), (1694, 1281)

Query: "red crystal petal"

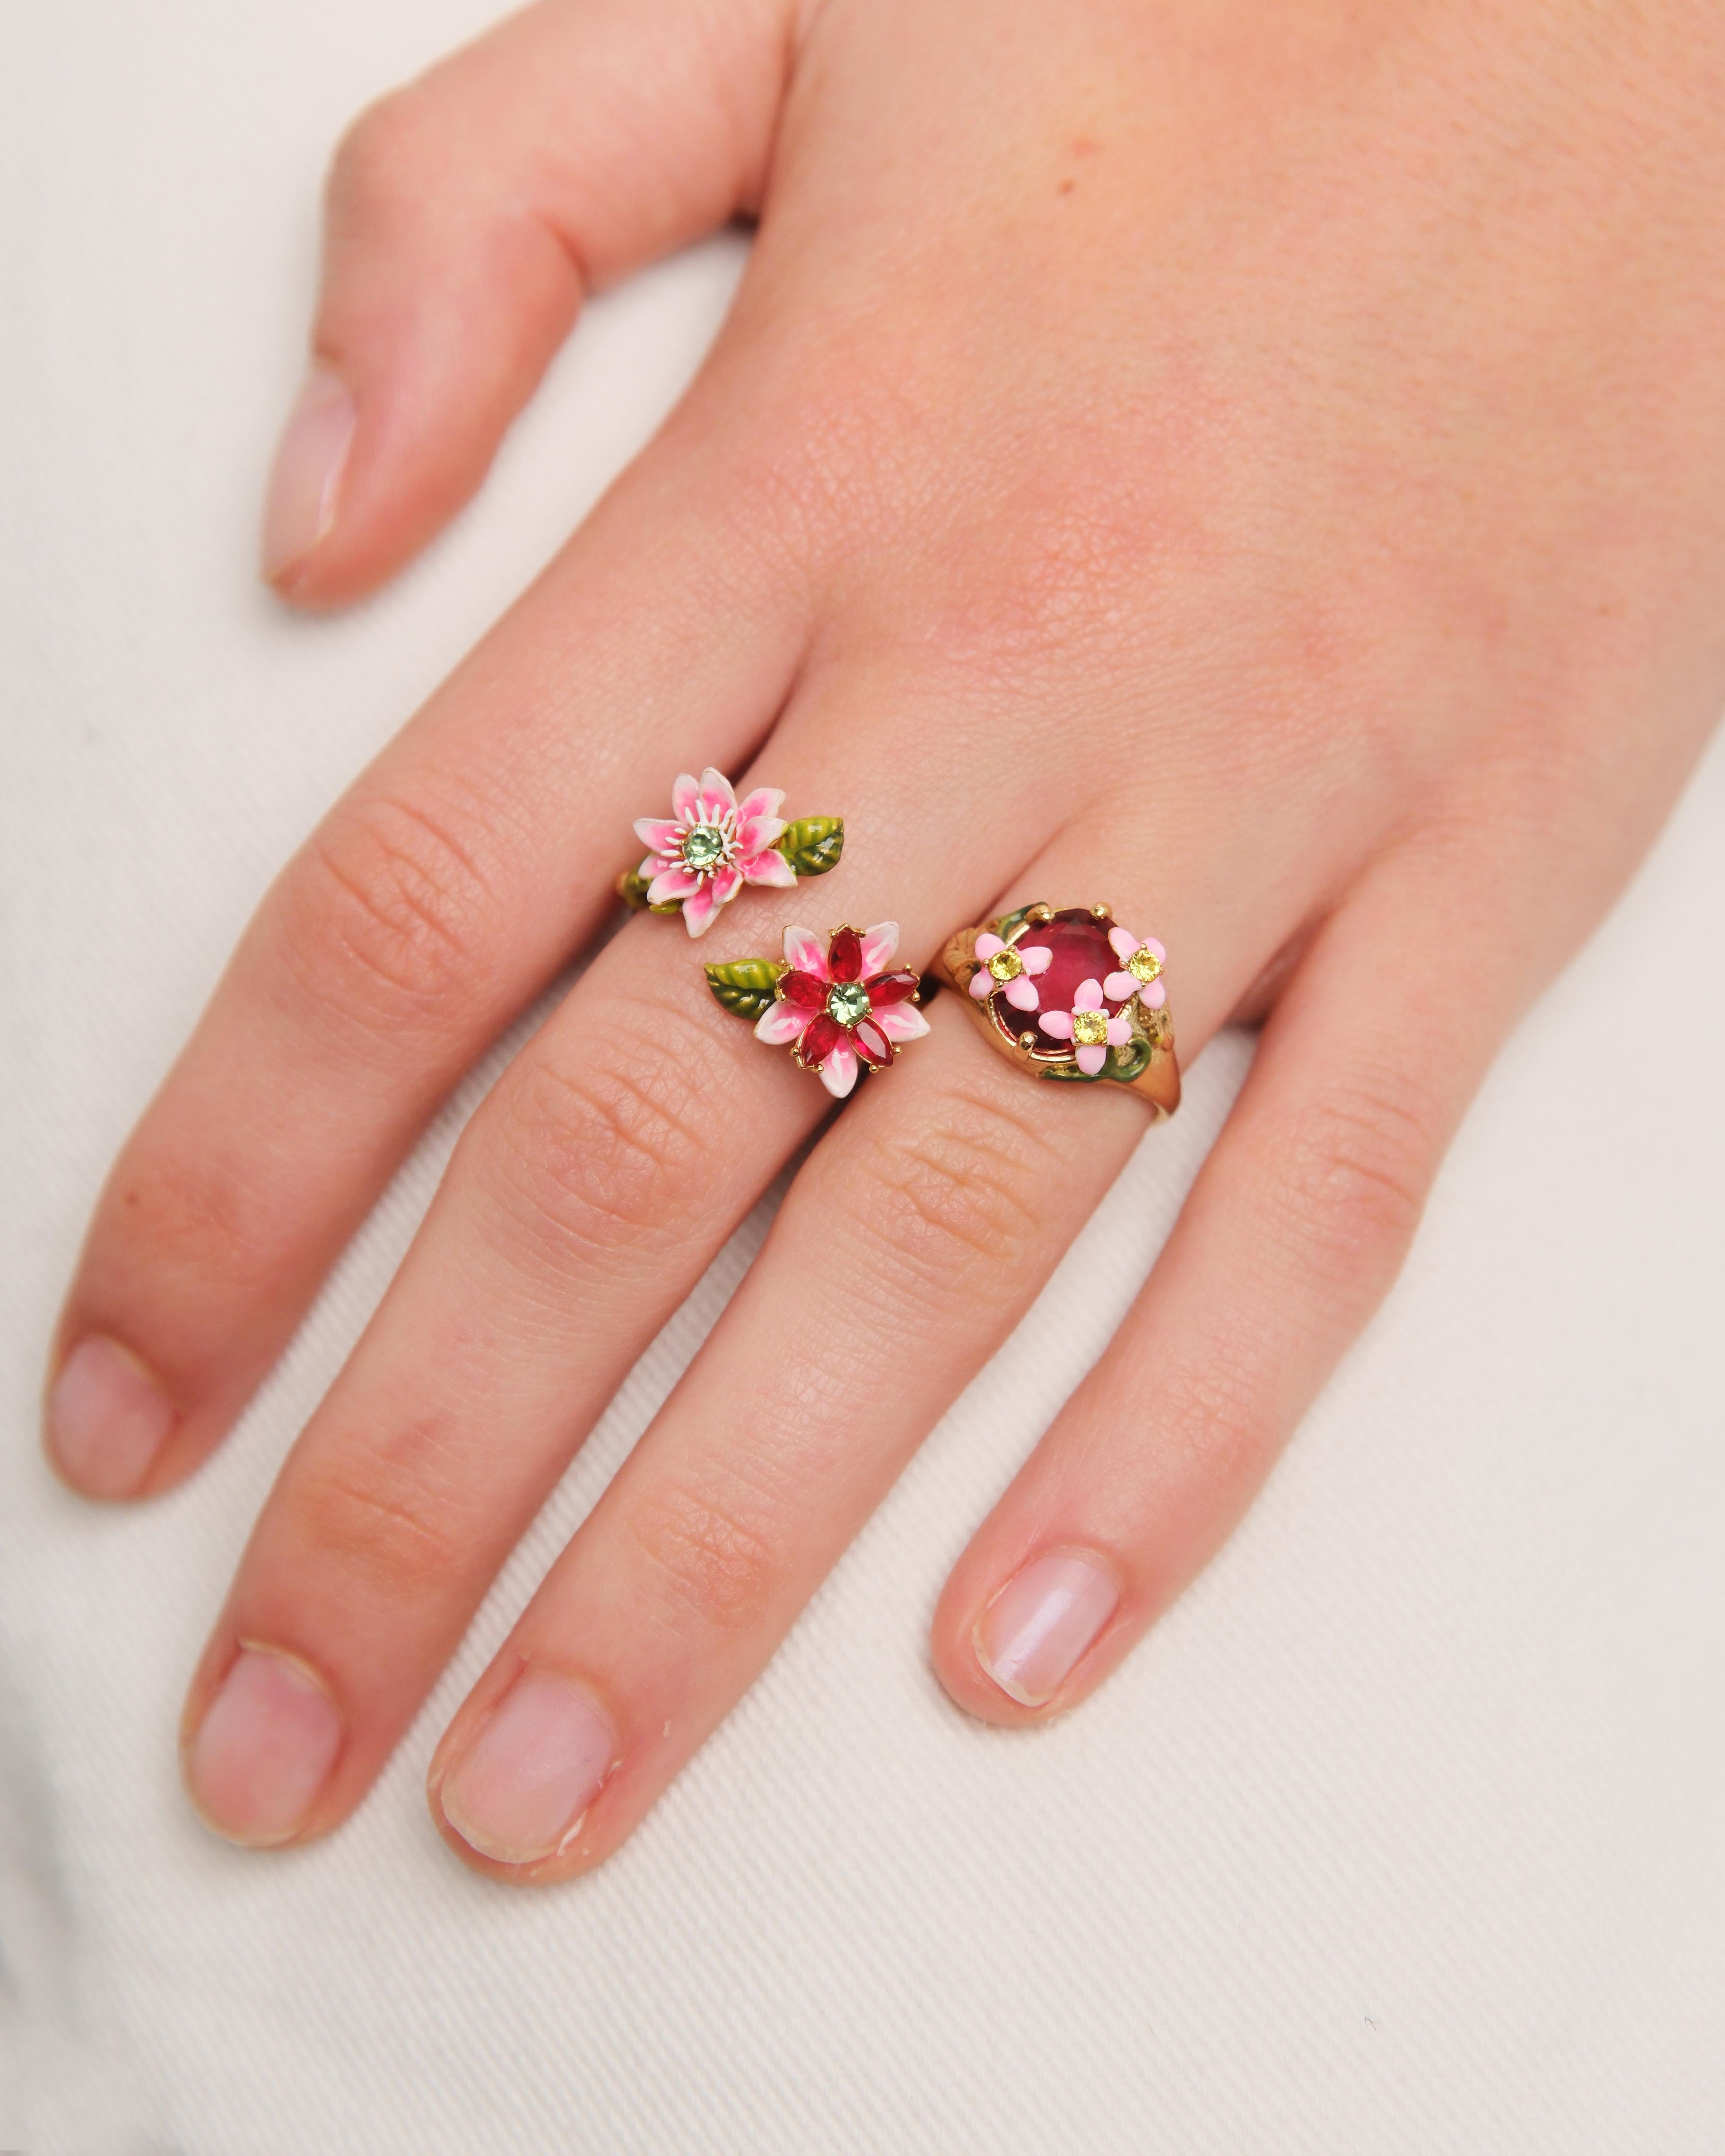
(827, 927), (863, 982)
(854, 1018), (893, 1068)
(865, 970), (919, 1008)
(780, 969), (828, 1010)
(798, 1013), (845, 1066)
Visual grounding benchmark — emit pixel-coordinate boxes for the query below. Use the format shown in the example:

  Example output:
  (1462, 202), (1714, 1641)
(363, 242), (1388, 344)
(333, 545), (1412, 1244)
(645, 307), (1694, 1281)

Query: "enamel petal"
(1076, 1043), (1107, 1076)
(858, 922), (899, 973)
(739, 846), (797, 887)
(820, 1042), (860, 1099)
(1004, 976), (1040, 1011)
(671, 773), (700, 821)
(755, 1002), (813, 1045)
(783, 926), (829, 979)
(874, 1003), (930, 1042)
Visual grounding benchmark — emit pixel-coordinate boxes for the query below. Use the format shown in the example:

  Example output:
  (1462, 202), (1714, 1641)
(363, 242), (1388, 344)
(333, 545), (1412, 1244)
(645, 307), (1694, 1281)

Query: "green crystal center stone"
(680, 824), (730, 873)
(827, 981), (871, 1026)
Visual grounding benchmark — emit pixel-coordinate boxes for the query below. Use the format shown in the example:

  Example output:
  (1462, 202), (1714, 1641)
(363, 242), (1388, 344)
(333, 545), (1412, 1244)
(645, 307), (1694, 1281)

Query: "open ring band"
(936, 902), (1180, 1120)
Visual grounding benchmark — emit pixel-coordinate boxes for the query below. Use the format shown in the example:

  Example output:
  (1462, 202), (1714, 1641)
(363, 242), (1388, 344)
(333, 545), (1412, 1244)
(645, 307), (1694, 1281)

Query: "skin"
(44, 0), (1725, 1880)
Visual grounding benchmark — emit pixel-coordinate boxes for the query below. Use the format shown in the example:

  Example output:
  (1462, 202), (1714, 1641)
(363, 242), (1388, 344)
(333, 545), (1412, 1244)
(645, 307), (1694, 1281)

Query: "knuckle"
(270, 791), (498, 1035)
(290, 1435), (466, 1609)
(858, 1087), (1053, 1293)
(624, 1473), (784, 1632)
(327, 84), (449, 231)
(486, 1008), (726, 1261)
(1271, 1082), (1437, 1296)
(105, 1144), (277, 1300)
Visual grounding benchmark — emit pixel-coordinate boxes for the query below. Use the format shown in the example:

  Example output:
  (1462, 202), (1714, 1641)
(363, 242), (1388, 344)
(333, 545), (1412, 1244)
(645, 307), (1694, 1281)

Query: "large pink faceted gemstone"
(989, 908), (1128, 1052)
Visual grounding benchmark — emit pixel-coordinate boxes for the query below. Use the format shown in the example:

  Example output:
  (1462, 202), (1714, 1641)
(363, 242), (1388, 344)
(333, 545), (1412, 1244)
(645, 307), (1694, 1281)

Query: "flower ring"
(619, 768), (845, 937)
(705, 922), (931, 1099)
(936, 903), (1180, 1118)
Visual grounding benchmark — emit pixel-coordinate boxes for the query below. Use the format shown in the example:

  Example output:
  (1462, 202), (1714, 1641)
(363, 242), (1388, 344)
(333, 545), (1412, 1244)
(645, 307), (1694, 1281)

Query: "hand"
(44, 0), (1725, 1879)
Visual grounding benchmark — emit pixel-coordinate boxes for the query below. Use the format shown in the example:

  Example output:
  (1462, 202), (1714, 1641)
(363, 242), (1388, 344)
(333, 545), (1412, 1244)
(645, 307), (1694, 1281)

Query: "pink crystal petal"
(755, 1002), (812, 1045)
(784, 927), (829, 979)
(820, 1042), (859, 1099)
(1103, 970), (1137, 1002)
(739, 847), (797, 888)
(1073, 977), (1105, 1011)
(1039, 1009), (1075, 1040)
(1020, 946), (1052, 974)
(671, 774), (700, 821)
(647, 866), (701, 905)
(1076, 1043), (1107, 1077)
(975, 933), (1005, 960)
(1004, 976), (1040, 1011)
(875, 1003), (930, 1042)
(634, 817), (683, 854)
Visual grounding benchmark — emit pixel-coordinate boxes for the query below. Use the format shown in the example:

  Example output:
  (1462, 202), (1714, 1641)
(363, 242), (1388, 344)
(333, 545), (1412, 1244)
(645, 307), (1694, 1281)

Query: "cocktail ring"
(619, 767), (844, 937)
(706, 922), (930, 1099)
(937, 903), (1180, 1118)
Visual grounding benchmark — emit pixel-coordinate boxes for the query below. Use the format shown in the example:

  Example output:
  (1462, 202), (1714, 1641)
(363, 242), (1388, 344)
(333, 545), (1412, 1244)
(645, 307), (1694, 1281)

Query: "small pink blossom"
(1103, 926), (1167, 1009)
(967, 930), (1051, 1012)
(1037, 975), (1134, 1077)
(633, 767), (796, 937)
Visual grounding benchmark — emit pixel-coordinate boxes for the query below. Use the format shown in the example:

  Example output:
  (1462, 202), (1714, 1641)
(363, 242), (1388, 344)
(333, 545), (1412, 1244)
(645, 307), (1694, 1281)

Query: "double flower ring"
(937, 903), (1180, 1119)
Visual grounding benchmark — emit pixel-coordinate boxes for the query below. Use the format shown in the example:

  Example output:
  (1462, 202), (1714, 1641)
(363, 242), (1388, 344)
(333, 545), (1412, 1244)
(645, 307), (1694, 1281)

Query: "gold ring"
(936, 903), (1179, 1119)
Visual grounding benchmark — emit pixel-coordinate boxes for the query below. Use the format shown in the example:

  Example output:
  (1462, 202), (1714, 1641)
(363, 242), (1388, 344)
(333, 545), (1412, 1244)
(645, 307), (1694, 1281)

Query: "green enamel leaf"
(775, 816), (845, 879)
(1104, 1031), (1155, 1086)
(618, 866), (683, 915)
(704, 958), (785, 1021)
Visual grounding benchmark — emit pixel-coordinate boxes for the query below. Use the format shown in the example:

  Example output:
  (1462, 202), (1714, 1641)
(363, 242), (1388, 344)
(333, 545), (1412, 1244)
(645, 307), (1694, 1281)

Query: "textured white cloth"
(4, 2), (1725, 2149)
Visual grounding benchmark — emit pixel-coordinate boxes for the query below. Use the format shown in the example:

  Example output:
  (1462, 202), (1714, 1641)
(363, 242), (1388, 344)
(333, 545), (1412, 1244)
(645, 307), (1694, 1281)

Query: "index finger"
(45, 436), (808, 1500)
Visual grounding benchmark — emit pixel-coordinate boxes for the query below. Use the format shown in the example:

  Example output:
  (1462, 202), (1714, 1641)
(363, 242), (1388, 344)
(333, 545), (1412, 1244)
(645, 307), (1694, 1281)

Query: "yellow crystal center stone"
(986, 948), (1023, 982)
(1072, 1008), (1109, 1046)
(1126, 947), (1162, 983)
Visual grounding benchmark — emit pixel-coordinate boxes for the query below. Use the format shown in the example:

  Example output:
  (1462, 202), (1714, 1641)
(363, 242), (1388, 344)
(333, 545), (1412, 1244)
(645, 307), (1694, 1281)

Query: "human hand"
(45, 0), (1725, 1879)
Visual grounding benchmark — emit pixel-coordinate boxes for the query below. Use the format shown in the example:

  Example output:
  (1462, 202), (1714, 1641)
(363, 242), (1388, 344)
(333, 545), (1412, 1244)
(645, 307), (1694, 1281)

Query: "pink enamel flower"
(754, 923), (930, 1099)
(1038, 976), (1134, 1077)
(634, 767), (797, 937)
(1103, 927), (1167, 1009)
(968, 930), (1051, 1013)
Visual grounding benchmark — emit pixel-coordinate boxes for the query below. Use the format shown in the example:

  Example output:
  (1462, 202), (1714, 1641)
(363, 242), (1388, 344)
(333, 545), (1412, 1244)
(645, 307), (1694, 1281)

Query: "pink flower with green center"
(1037, 975), (1134, 1076)
(634, 767), (797, 937)
(753, 923), (930, 1098)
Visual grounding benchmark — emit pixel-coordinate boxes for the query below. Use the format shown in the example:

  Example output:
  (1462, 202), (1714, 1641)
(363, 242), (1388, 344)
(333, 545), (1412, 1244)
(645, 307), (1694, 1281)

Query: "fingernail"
(185, 1647), (344, 1847)
(437, 1672), (618, 1866)
(46, 1335), (176, 1499)
(974, 1547), (1122, 1708)
(261, 362), (356, 582)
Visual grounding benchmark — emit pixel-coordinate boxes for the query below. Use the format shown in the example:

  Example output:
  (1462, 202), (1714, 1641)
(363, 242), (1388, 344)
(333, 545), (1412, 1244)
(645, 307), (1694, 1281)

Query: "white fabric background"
(4, 1), (1724, 2149)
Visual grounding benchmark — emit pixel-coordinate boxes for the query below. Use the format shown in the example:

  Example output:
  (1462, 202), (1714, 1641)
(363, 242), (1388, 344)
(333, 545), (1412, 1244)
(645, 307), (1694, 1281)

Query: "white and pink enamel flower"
(968, 930), (1051, 1012)
(1103, 928), (1167, 1009)
(754, 923), (931, 1099)
(1038, 977), (1134, 1076)
(634, 768), (797, 936)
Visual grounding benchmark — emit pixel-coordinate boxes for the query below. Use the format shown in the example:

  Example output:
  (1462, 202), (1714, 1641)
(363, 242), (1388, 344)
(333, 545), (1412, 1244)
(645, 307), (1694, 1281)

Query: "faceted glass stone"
(1072, 1008), (1108, 1046)
(990, 908), (1128, 1056)
(827, 981), (871, 1027)
(987, 947), (1023, 982)
(1126, 945), (1162, 983)
(680, 824), (729, 873)
(827, 927), (863, 982)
